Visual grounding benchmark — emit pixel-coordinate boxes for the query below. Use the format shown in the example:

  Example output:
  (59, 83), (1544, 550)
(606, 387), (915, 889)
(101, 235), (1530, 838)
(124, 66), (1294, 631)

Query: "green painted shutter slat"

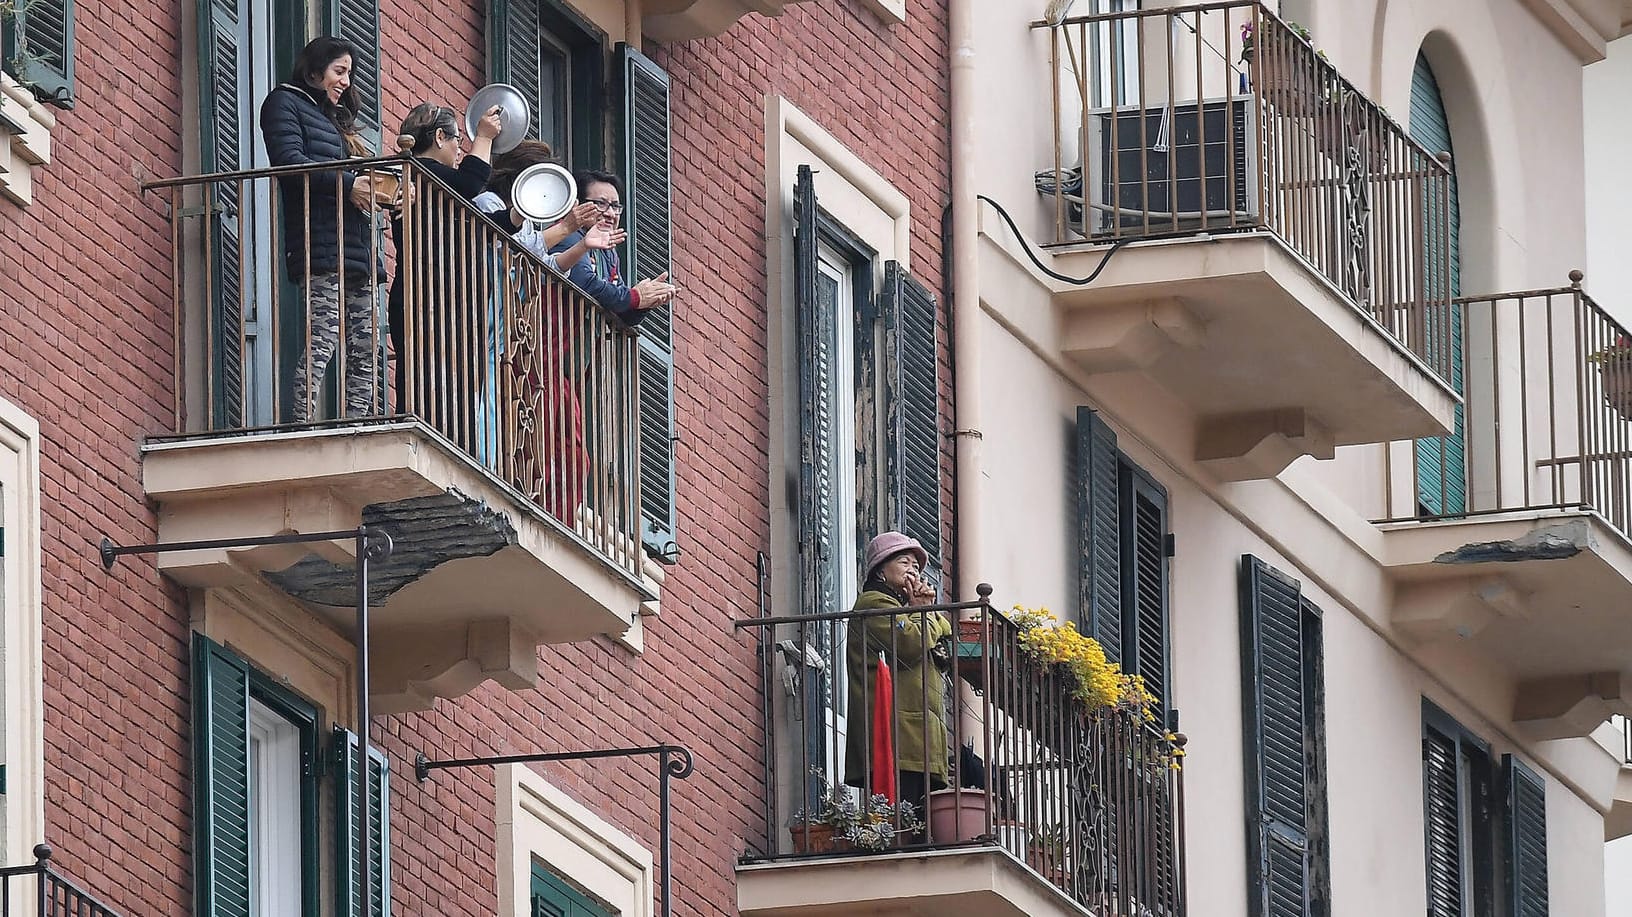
(618, 44), (677, 560)
(1075, 407), (1122, 662)
(1410, 52), (1465, 516)
(1423, 719), (1464, 917)
(327, 0), (381, 137)
(193, 634), (253, 917)
(882, 262), (942, 571)
(334, 728), (391, 917)
(1124, 468), (1169, 713)
(198, 0), (245, 428)
(490, 0), (544, 136)
(531, 865), (614, 917)
(2, 0), (74, 104)
(1505, 756), (1549, 917)
(1240, 555), (1318, 917)
(795, 165), (841, 620)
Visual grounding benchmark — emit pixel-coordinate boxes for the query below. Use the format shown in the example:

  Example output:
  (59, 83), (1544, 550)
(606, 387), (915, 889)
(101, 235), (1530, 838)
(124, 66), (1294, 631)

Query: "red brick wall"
(0, 0), (950, 913)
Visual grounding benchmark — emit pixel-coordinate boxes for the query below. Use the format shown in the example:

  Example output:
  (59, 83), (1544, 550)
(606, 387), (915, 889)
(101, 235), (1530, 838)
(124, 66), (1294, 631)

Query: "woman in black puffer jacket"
(259, 36), (387, 421)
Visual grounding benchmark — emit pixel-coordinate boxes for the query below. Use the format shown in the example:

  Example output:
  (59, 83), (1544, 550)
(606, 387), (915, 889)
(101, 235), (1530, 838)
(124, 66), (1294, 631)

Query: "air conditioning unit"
(1085, 95), (1258, 235)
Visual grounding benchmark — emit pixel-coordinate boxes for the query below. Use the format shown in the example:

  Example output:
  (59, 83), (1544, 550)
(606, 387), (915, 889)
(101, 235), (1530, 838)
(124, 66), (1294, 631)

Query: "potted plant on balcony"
(789, 770), (860, 854)
(1240, 19), (1322, 117)
(1027, 822), (1070, 886)
(1590, 335), (1632, 422)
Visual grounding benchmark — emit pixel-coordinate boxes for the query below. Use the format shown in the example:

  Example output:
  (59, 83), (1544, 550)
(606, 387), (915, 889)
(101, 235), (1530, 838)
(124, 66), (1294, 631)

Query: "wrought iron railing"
(1037, 2), (1456, 383)
(1374, 273), (1632, 543)
(739, 587), (1187, 915)
(1, 845), (122, 917)
(142, 157), (643, 576)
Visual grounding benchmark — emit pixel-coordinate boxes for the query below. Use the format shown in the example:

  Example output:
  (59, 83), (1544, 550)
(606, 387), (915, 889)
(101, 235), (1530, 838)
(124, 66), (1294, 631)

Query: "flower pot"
(1602, 355), (1632, 421)
(1255, 57), (1318, 117)
(789, 822), (851, 854)
(926, 788), (988, 844)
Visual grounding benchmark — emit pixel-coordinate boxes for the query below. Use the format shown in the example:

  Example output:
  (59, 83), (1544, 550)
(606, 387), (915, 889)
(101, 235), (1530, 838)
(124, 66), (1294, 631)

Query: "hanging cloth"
(871, 651), (898, 802)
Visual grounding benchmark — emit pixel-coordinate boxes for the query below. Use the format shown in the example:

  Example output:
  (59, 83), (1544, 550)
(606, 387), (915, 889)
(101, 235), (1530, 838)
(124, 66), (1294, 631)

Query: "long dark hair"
(289, 36), (361, 134)
(486, 140), (558, 203)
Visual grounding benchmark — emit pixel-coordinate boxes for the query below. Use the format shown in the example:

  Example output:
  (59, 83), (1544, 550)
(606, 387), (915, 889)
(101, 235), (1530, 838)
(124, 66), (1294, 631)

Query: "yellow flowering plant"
(1008, 605), (1155, 720)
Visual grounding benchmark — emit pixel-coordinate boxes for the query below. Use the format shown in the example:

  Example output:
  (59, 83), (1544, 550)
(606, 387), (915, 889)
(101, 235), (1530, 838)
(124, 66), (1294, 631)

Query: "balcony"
(736, 597), (1186, 917)
(1374, 278), (1632, 738)
(1, 845), (123, 916)
(1017, 3), (1459, 479)
(141, 159), (650, 712)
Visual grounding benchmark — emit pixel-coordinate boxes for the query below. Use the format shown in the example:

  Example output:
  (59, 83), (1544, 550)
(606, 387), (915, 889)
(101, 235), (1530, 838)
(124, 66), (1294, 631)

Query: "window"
(194, 634), (389, 916)
(1421, 702), (1550, 917)
(531, 865), (614, 917)
(1075, 407), (1171, 714)
(1, 0), (75, 107)
(496, 764), (654, 917)
(489, 5), (676, 560)
(1238, 555), (1329, 917)
(0, 398), (42, 864)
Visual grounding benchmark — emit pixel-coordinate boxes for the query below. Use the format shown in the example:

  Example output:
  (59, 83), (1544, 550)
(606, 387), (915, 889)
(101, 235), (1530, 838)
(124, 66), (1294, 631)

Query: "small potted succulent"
(789, 769), (860, 854)
(848, 795), (926, 852)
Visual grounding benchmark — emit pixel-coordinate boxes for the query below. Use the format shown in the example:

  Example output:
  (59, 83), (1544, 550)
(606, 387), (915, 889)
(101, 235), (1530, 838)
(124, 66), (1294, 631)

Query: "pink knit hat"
(862, 531), (929, 583)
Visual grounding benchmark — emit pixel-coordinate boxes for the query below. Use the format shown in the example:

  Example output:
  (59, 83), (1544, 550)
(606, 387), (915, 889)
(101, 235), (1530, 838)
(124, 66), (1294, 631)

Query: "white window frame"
(247, 698), (303, 917)
(0, 397), (42, 865)
(496, 763), (654, 917)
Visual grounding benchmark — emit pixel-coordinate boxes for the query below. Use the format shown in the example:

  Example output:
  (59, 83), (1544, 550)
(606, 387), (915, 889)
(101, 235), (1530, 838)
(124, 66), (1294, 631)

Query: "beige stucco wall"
(970, 0), (1613, 911)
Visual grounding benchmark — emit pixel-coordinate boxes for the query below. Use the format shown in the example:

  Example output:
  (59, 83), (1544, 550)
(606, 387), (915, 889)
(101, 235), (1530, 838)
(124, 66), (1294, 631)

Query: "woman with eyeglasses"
(548, 169), (677, 325)
(259, 36), (389, 422)
(386, 102), (503, 414)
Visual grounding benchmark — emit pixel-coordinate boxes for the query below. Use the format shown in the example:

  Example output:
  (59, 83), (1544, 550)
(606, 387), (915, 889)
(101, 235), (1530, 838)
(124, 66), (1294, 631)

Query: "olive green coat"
(844, 589), (953, 789)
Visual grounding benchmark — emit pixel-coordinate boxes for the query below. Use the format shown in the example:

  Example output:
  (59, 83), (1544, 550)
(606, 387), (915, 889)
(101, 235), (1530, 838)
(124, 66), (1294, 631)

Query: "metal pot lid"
(466, 83), (530, 155)
(512, 163), (577, 223)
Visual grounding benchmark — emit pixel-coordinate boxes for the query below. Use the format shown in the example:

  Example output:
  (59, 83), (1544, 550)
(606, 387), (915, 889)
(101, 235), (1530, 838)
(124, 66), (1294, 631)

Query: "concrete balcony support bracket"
(369, 618), (541, 715)
(1059, 298), (1206, 373)
(1394, 575), (1527, 642)
(1195, 408), (1335, 482)
(1514, 672), (1632, 741)
(641, 0), (815, 41)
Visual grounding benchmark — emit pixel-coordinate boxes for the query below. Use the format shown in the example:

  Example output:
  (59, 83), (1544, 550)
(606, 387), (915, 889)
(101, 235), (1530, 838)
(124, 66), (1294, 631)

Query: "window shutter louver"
(618, 44), (677, 560)
(489, 0), (543, 136)
(2, 0), (74, 105)
(1422, 720), (1464, 917)
(881, 261), (942, 571)
(193, 635), (254, 917)
(197, 0), (244, 428)
(327, 0), (381, 137)
(794, 164), (841, 619)
(1504, 756), (1548, 917)
(1239, 555), (1314, 917)
(334, 728), (391, 917)
(1076, 407), (1122, 662)
(1124, 469), (1169, 712)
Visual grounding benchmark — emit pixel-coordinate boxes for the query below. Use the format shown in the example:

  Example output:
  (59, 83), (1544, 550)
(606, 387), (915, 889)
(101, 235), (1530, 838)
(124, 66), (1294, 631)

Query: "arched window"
(1410, 51), (1465, 516)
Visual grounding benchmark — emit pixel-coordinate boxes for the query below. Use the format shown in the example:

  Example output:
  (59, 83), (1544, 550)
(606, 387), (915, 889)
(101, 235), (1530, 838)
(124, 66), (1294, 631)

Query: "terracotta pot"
(1601, 355), (1632, 421)
(1255, 57), (1318, 117)
(789, 822), (851, 854)
(956, 619), (990, 644)
(926, 788), (988, 843)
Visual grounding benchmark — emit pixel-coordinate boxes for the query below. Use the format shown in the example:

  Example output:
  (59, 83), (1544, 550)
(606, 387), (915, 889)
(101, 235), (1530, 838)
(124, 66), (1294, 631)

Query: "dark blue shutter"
(2, 0), (74, 105)
(197, 0), (245, 428)
(1123, 467), (1169, 712)
(1410, 52), (1465, 516)
(1076, 407), (1122, 662)
(334, 728), (391, 917)
(619, 44), (677, 560)
(193, 635), (253, 917)
(326, 0), (380, 138)
(1239, 555), (1314, 917)
(1505, 756), (1548, 917)
(1423, 718), (1464, 917)
(882, 262), (942, 571)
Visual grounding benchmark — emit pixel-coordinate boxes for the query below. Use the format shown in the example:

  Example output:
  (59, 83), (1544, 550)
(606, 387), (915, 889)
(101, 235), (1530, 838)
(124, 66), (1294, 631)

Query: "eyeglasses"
(585, 198), (624, 214)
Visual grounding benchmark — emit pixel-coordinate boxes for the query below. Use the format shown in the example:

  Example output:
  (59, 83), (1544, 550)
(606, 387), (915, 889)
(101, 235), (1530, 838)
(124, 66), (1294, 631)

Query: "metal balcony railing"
(143, 157), (643, 577)
(1375, 274), (1632, 543)
(740, 589), (1187, 916)
(1, 845), (122, 917)
(1037, 1), (1456, 384)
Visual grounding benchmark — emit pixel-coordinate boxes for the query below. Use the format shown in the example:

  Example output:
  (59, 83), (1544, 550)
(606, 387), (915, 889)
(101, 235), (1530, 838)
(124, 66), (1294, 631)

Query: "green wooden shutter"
(196, 0), (245, 428)
(795, 164), (841, 618)
(1123, 467), (1169, 712)
(882, 261), (942, 572)
(1076, 407), (1123, 662)
(1239, 555), (1313, 917)
(193, 634), (253, 917)
(1410, 52), (1465, 517)
(489, 0), (542, 136)
(1504, 756), (1548, 917)
(619, 44), (677, 560)
(531, 864), (614, 917)
(334, 728), (391, 917)
(2, 0), (74, 106)
(1423, 717), (1465, 917)
(327, 0), (381, 138)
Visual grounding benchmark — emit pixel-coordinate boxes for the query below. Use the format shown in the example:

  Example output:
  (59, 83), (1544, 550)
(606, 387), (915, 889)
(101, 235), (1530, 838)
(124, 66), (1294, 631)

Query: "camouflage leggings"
(291, 272), (382, 421)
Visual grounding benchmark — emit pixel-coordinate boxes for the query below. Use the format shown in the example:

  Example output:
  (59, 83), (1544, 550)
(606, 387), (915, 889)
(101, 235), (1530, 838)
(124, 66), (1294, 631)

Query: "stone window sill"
(0, 73), (56, 206)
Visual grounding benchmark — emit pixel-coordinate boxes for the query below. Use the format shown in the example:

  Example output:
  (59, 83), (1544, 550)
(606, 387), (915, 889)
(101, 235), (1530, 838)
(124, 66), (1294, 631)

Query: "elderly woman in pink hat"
(844, 531), (951, 815)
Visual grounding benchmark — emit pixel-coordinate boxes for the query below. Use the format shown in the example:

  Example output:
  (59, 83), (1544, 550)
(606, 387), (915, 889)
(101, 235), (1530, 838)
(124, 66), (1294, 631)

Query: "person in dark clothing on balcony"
(473, 141), (609, 273)
(386, 102), (503, 412)
(845, 532), (951, 825)
(259, 36), (388, 422)
(547, 169), (676, 324)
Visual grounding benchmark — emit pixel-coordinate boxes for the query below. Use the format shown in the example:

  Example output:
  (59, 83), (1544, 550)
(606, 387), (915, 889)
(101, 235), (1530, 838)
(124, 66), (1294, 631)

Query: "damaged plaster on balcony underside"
(265, 490), (516, 606)
(1433, 521), (1590, 565)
